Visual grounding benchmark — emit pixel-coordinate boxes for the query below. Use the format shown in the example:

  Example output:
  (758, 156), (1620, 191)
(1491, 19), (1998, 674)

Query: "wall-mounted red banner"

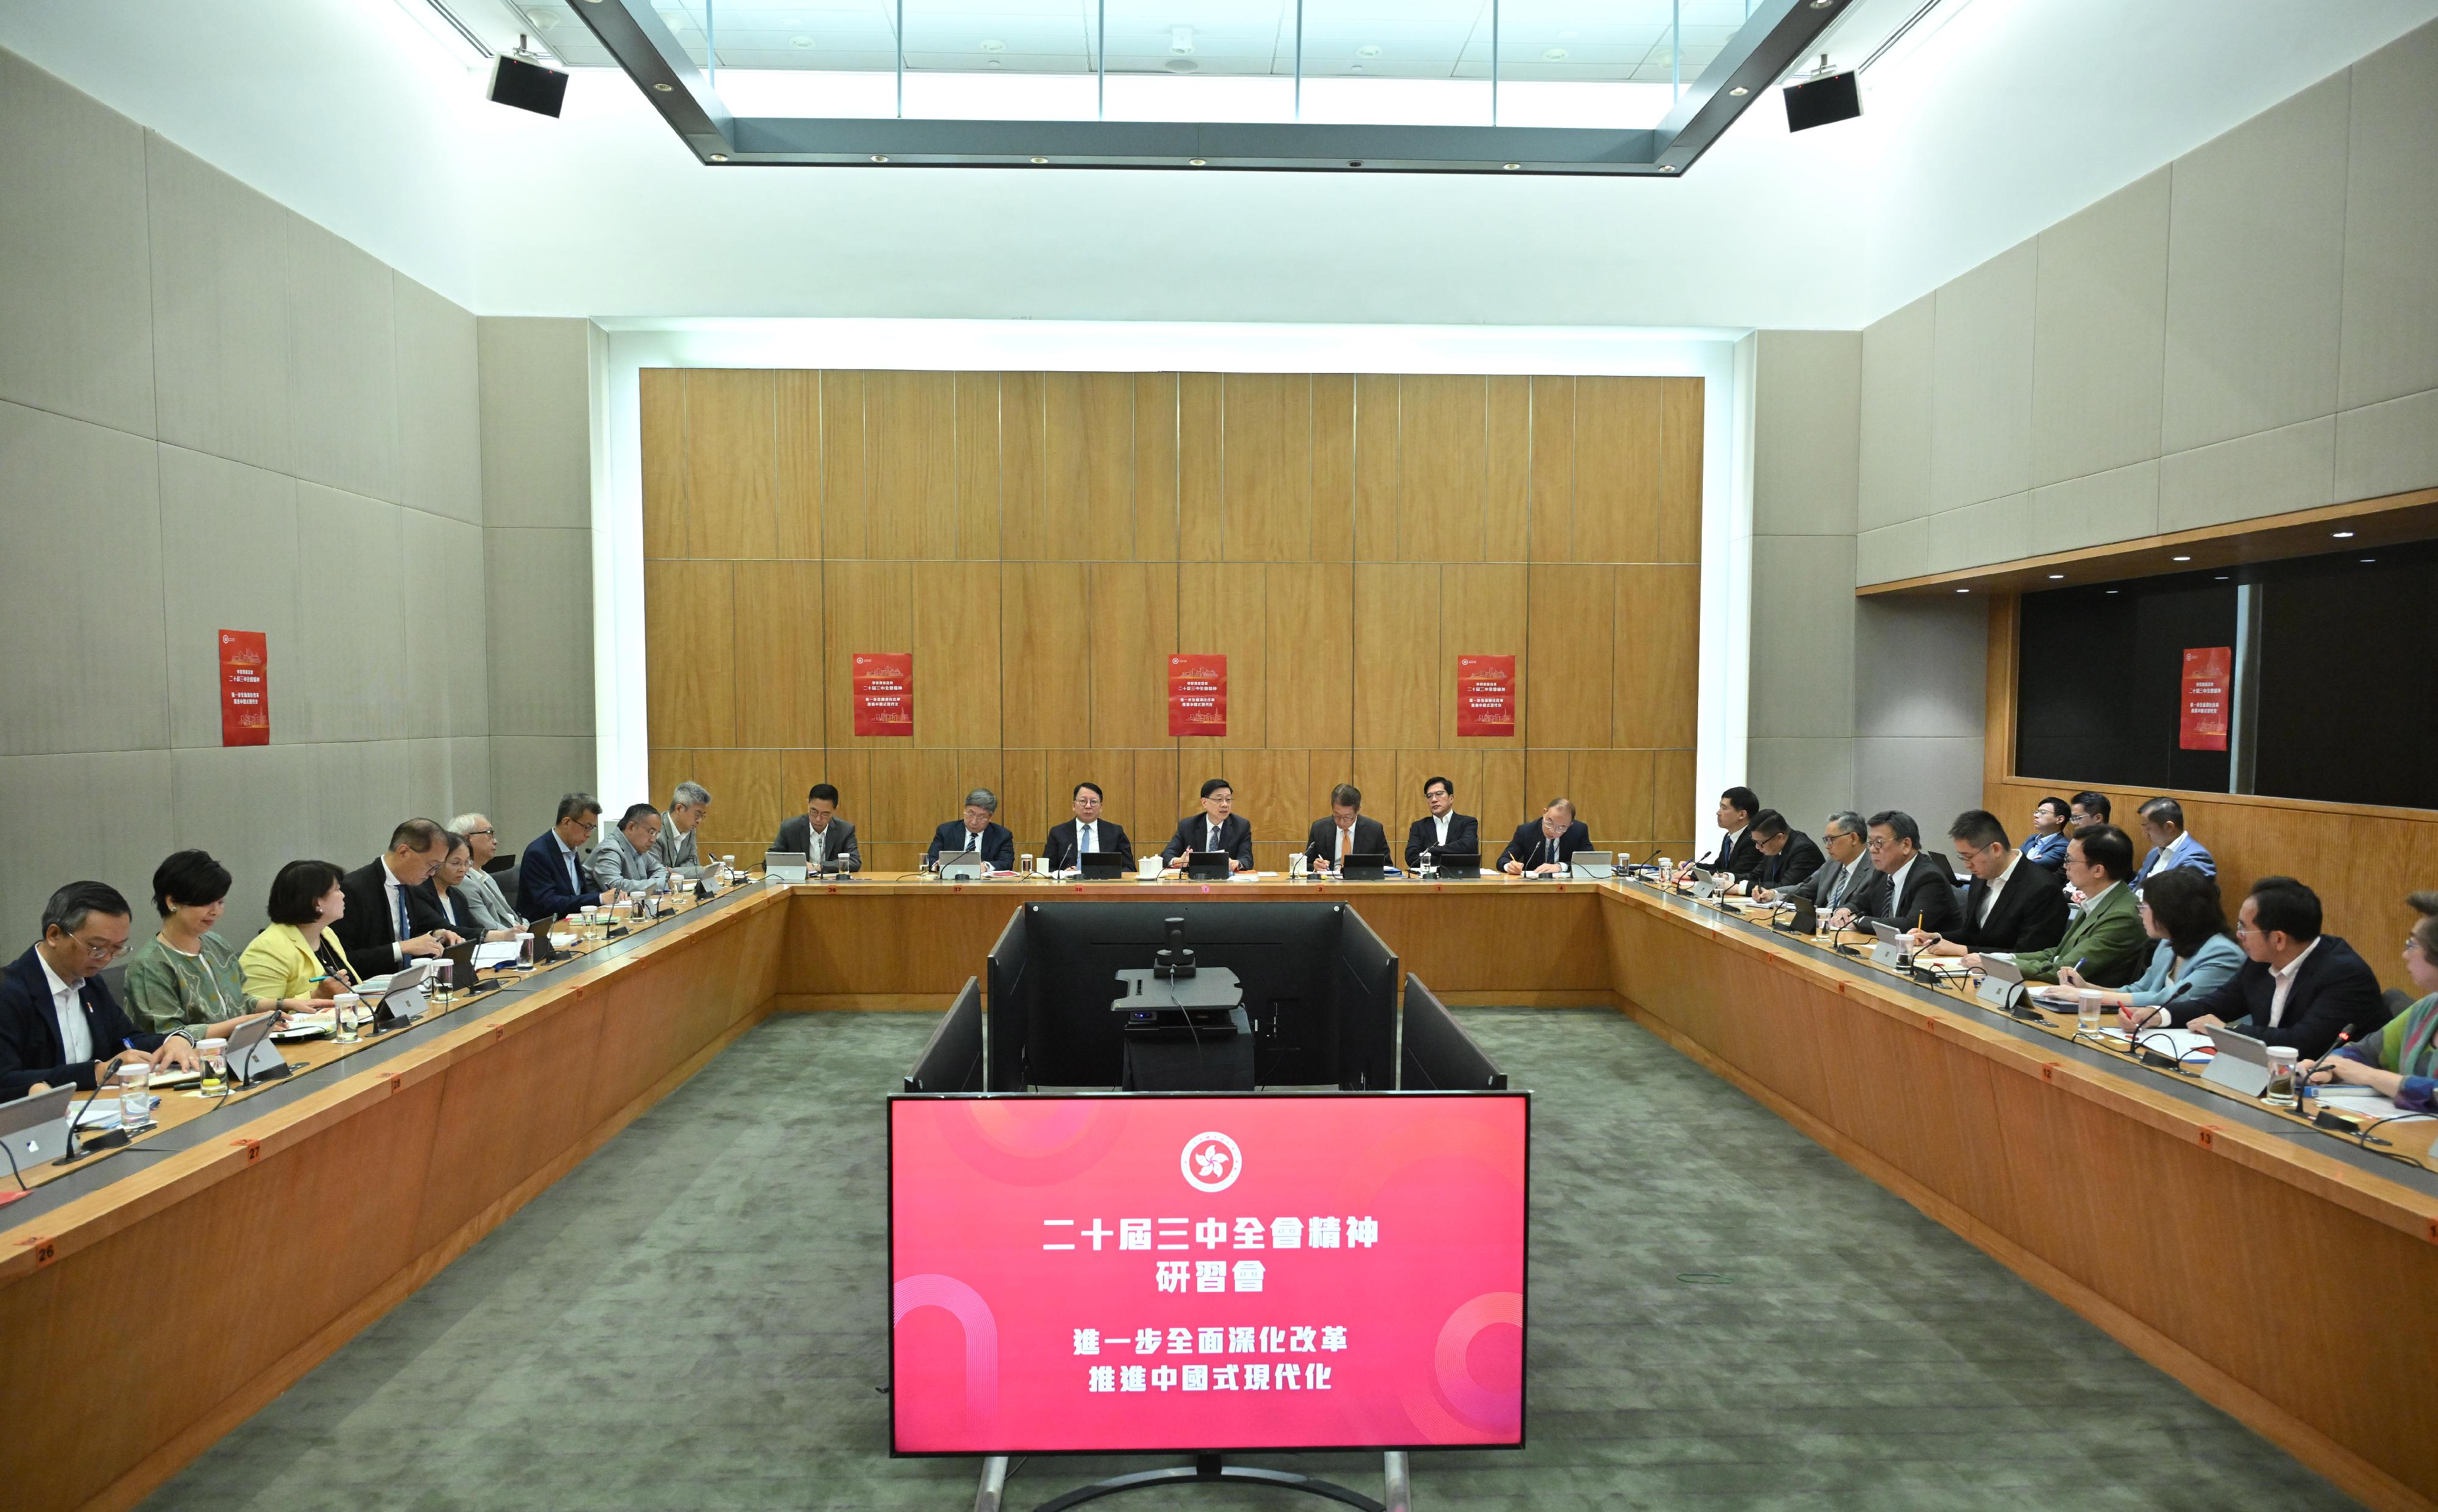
(1455, 655), (1516, 737)
(219, 630), (268, 747)
(2180, 645), (2231, 751)
(853, 652), (914, 737)
(1168, 654), (1228, 737)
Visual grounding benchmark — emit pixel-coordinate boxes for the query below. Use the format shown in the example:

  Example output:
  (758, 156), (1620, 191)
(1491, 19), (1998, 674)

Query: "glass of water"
(2077, 990), (2105, 1037)
(2262, 1046), (2300, 1109)
(117, 1063), (151, 1130)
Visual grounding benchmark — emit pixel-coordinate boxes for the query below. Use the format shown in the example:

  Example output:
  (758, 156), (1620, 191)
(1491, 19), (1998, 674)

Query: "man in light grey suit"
(1756, 811), (1872, 913)
(653, 781), (711, 876)
(773, 783), (861, 874)
(449, 812), (524, 934)
(592, 804), (673, 894)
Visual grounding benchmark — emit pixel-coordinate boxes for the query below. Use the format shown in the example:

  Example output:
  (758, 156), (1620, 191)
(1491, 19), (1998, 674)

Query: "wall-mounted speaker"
(1783, 68), (1861, 132)
(489, 53), (569, 118)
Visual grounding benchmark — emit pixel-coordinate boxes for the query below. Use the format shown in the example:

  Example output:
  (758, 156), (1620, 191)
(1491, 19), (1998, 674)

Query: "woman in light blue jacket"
(2061, 867), (2244, 1026)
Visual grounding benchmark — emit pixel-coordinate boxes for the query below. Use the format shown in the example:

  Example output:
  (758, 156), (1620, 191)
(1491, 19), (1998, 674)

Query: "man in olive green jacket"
(1963, 824), (2149, 988)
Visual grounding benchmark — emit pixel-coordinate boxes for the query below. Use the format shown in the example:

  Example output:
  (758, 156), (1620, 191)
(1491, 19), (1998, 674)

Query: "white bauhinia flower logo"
(1181, 1130), (1242, 1193)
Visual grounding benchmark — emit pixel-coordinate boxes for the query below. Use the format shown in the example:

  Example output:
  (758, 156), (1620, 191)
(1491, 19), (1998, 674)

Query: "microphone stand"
(57, 1056), (133, 1165)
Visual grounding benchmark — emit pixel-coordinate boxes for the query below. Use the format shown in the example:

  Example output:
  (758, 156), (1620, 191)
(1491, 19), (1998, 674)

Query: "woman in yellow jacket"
(240, 860), (359, 1002)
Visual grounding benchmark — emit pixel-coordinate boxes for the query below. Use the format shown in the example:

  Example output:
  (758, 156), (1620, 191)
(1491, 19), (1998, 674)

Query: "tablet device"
(1079, 853), (1127, 880)
(765, 850), (809, 883)
(2201, 1029), (2272, 1098)
(1569, 856), (1614, 881)
(1433, 851), (1480, 880)
(1185, 850), (1234, 881)
(1340, 851), (1388, 881)
(224, 1013), (292, 1087)
(0, 1085), (72, 1169)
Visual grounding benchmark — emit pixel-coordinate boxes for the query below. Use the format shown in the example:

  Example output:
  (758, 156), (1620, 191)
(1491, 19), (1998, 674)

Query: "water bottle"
(1419, 848), (1436, 880)
(116, 1063), (151, 1131)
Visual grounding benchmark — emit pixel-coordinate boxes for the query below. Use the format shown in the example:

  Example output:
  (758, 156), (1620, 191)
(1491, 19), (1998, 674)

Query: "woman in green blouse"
(121, 851), (312, 1038)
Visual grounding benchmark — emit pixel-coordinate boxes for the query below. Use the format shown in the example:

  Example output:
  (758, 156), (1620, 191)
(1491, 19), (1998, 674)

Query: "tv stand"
(975, 1452), (1407, 1512)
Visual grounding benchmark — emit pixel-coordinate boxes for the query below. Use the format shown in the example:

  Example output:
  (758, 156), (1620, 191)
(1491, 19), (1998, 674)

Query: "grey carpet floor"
(146, 1009), (2356, 1511)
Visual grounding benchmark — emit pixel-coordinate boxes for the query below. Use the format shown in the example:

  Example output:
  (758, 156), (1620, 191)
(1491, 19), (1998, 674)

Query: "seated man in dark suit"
(1304, 784), (1389, 874)
(0, 881), (199, 1099)
(1404, 773), (1480, 870)
(1756, 811), (1871, 913)
(1960, 824), (2148, 987)
(1688, 786), (1765, 883)
(927, 788), (1017, 871)
(1500, 798), (1593, 877)
(773, 783), (860, 874)
(1910, 809), (2068, 957)
(335, 818), (463, 978)
(1161, 778), (1255, 872)
(1830, 809), (1963, 937)
(519, 792), (624, 921)
(2150, 876), (2387, 1060)
(1733, 809), (1822, 896)
(1045, 781), (1132, 871)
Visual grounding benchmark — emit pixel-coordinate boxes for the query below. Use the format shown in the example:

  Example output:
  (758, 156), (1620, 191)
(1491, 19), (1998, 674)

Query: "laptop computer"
(937, 849), (989, 880)
(1686, 864), (1721, 897)
(1340, 851), (1388, 881)
(764, 850), (809, 883)
(1078, 852), (1127, 880)
(1185, 850), (1234, 881)
(224, 1012), (293, 1087)
(0, 1085), (74, 1173)
(1569, 856), (1615, 881)
(1432, 851), (1480, 880)
(2202, 1028), (2273, 1097)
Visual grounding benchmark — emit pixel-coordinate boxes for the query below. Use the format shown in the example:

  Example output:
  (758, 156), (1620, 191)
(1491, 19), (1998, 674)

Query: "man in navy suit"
(1162, 778), (1255, 871)
(519, 792), (625, 920)
(1404, 774), (1480, 870)
(1500, 798), (1593, 876)
(1304, 784), (1390, 874)
(1, 881), (198, 1099)
(2134, 796), (2217, 889)
(928, 789), (1017, 871)
(1045, 782), (1132, 872)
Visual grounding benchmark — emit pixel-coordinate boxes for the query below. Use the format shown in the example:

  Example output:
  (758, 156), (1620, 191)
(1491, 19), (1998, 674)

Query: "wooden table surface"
(5, 871), (2433, 1512)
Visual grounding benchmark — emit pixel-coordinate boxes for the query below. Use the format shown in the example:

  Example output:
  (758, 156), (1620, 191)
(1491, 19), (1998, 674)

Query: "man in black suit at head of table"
(1830, 809), (1963, 937)
(1045, 781), (1134, 872)
(1500, 798), (1593, 877)
(1162, 778), (1255, 872)
(1732, 809), (1822, 896)
(1304, 784), (1389, 874)
(1908, 807), (2069, 959)
(926, 789), (1017, 872)
(1404, 773), (1480, 871)
(773, 783), (861, 874)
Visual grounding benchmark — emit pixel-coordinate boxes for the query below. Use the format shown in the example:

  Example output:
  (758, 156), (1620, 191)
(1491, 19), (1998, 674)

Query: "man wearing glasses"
(517, 792), (627, 921)
(654, 782), (713, 878)
(447, 812), (522, 934)
(1, 881), (201, 1100)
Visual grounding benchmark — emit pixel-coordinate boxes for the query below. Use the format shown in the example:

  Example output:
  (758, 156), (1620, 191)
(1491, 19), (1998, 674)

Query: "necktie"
(395, 884), (411, 941)
(966, 831), (978, 852)
(1337, 826), (1349, 861)
(1209, 821), (1220, 851)
(1079, 823), (1093, 855)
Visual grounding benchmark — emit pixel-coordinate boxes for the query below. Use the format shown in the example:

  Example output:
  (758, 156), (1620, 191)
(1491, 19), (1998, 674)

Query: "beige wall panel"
(1527, 376), (1574, 561)
(1524, 751), (1571, 817)
(1310, 374), (1356, 561)
(647, 747), (693, 818)
(998, 748), (1050, 853)
(681, 369), (777, 560)
(773, 371), (822, 559)
(820, 558), (912, 749)
(689, 747), (781, 854)
(1351, 374), (1399, 558)
(1089, 561), (1178, 748)
(1045, 371), (1134, 559)
(914, 559), (1002, 748)
(1222, 372), (1313, 562)
(1131, 373), (1179, 559)
(643, 559), (734, 749)
(998, 371), (1051, 561)
(954, 372), (1001, 559)
(1398, 374), (1488, 563)
(1001, 561), (1093, 749)
(1265, 562), (1354, 750)
(1652, 747), (1699, 852)
(1485, 377), (1532, 562)
(1572, 377), (1663, 563)
(732, 561), (823, 749)
(820, 371), (870, 559)
(1571, 748), (1655, 850)
(817, 748), (871, 832)
(1131, 749), (1182, 840)
(641, 368), (688, 559)
(1178, 372), (1223, 560)
(1659, 377), (1704, 564)
(1614, 563), (1701, 751)
(1353, 562), (1438, 749)
(1439, 563), (1527, 748)
(1176, 568), (1265, 748)
(1525, 564), (1613, 748)
(1209, 748), (1304, 864)
(867, 369), (957, 559)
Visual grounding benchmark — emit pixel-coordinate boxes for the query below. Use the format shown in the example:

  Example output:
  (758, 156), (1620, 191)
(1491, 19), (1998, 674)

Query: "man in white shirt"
(1046, 782), (1134, 871)
(1402, 775), (1480, 870)
(0, 881), (199, 1099)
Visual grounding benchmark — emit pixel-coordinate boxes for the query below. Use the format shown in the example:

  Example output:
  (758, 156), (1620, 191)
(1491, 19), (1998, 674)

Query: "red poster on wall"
(219, 630), (268, 747)
(853, 652), (914, 737)
(1455, 655), (1516, 737)
(1168, 654), (1228, 737)
(2180, 646), (2231, 751)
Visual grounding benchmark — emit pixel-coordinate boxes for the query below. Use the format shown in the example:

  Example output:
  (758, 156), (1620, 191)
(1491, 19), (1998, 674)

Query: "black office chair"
(2375, 987), (2412, 1030)
(100, 959), (130, 1004)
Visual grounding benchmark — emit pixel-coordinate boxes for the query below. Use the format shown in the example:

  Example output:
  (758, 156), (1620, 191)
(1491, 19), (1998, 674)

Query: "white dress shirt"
(1432, 813), (1454, 847)
(553, 834), (585, 895)
(2266, 937), (2321, 1029)
(39, 952), (93, 1066)
(1978, 851), (2022, 927)
(806, 823), (828, 867)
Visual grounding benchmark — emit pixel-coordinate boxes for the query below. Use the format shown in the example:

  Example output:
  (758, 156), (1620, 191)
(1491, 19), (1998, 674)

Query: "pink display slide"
(890, 1094), (1529, 1454)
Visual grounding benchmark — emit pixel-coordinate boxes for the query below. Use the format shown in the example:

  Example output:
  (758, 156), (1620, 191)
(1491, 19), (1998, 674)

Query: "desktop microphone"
(57, 1055), (133, 1165)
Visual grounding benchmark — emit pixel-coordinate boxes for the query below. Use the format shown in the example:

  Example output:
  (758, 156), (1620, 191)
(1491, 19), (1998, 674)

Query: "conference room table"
(5, 870), (2433, 1512)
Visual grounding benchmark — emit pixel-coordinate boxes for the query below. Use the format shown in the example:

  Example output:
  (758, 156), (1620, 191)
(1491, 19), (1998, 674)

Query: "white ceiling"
(1, 0), (2432, 328)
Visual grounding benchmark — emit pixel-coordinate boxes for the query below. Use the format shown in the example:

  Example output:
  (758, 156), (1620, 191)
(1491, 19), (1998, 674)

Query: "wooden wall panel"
(642, 367), (1702, 874)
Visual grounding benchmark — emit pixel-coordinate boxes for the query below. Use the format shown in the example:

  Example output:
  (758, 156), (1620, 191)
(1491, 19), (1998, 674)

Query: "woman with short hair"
(238, 860), (359, 1003)
(121, 850), (305, 1037)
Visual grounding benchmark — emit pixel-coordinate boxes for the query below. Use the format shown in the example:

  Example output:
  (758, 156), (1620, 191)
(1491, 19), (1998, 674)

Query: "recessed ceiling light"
(2046, 573), (2064, 580)
(1659, 164), (1677, 172)
(2214, 575), (2229, 581)
(986, 58), (1001, 66)
(2360, 556), (2376, 563)
(1544, 47), (1569, 60)
(1357, 43), (1381, 57)
(1349, 63), (1365, 72)
(1560, 29), (1578, 39)
(791, 35), (814, 48)
(979, 38), (1003, 51)
(2172, 555), (2191, 562)
(2332, 530), (2355, 538)
(1188, 157), (1206, 166)
(1955, 587), (1971, 594)
(1729, 85), (1749, 96)
(1503, 162), (1521, 170)
(1030, 156), (1048, 163)
(1809, 0), (1832, 8)
(709, 152), (728, 162)
(870, 155), (888, 162)
(652, 82), (672, 91)
(2106, 589), (2119, 594)
(1164, 57), (1197, 72)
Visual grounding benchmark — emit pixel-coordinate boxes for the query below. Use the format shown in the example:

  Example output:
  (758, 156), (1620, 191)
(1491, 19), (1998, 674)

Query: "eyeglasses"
(68, 932), (128, 964)
(464, 827), (494, 838)
(1865, 836), (1896, 851)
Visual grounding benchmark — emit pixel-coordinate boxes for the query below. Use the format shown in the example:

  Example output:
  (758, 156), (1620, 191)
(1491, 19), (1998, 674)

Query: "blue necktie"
(396, 884), (411, 940)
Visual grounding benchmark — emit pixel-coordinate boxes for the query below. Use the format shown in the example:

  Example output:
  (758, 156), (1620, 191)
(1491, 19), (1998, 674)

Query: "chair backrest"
(99, 959), (129, 1004)
(2378, 986), (2413, 1029)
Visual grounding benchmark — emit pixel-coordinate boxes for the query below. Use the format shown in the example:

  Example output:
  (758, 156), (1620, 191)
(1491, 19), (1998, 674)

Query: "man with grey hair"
(655, 781), (712, 876)
(926, 788), (1015, 872)
(0, 881), (200, 1099)
(1756, 811), (1872, 912)
(1499, 798), (1591, 876)
(448, 813), (522, 934)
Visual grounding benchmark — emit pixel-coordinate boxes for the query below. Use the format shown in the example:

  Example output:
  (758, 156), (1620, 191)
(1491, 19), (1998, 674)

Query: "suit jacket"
(590, 828), (670, 893)
(1949, 854), (2071, 953)
(1851, 855), (1964, 936)
(1404, 812), (1482, 870)
(407, 879), (479, 939)
(1752, 831), (1825, 891)
(333, 858), (434, 978)
(1305, 815), (1390, 867)
(1161, 814), (1255, 869)
(2010, 880), (2147, 987)
(773, 814), (861, 873)
(928, 820), (1016, 871)
(1786, 853), (1870, 912)
(1498, 820), (1593, 870)
(2020, 831), (2069, 868)
(0, 946), (170, 1098)
(2136, 832), (2217, 886)
(1705, 827), (1765, 881)
(2164, 934), (2387, 1060)
(454, 865), (521, 934)
(517, 832), (605, 921)
(650, 820), (700, 875)
(1045, 819), (1133, 871)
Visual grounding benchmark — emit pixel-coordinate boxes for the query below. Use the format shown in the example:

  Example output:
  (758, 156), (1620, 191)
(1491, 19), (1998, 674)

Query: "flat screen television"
(888, 1090), (1530, 1455)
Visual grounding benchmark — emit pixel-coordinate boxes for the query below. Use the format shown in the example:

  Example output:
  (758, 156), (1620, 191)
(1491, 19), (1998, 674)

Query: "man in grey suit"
(591, 804), (673, 894)
(773, 783), (861, 874)
(653, 781), (711, 876)
(1755, 811), (1871, 913)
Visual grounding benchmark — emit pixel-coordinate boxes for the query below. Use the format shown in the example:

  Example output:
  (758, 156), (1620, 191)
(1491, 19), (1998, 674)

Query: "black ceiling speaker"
(1783, 67), (1860, 132)
(489, 52), (569, 118)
